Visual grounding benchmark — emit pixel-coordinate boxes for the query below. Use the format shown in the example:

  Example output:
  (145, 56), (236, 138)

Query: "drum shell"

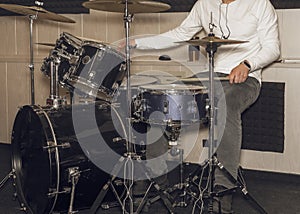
(138, 86), (208, 125)
(66, 42), (126, 101)
(11, 102), (127, 214)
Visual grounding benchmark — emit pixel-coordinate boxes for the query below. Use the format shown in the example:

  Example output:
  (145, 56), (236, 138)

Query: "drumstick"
(179, 76), (229, 82)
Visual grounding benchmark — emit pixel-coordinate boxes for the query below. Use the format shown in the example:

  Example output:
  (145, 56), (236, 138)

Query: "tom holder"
(46, 55), (67, 108)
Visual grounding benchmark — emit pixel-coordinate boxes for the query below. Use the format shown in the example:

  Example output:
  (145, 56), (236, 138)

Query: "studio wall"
(0, 8), (300, 174)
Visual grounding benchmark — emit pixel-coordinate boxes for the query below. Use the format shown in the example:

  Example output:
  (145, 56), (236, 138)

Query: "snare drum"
(137, 84), (208, 125)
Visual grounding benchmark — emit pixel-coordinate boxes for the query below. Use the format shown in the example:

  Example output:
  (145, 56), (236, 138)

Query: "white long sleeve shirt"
(135, 0), (280, 82)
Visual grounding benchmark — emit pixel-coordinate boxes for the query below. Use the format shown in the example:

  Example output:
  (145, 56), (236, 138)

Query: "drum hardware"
(47, 188), (71, 198)
(67, 167), (86, 214)
(0, 2), (75, 105)
(0, 170), (15, 199)
(176, 14), (267, 214)
(42, 142), (71, 150)
(46, 55), (67, 108)
(159, 122), (197, 208)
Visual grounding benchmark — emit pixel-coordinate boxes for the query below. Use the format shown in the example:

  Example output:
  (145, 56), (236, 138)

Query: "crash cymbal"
(0, 4), (76, 23)
(82, 0), (171, 13)
(35, 42), (56, 47)
(178, 36), (248, 47)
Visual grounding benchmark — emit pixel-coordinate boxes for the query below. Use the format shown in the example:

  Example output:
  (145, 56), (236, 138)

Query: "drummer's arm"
(134, 1), (203, 50)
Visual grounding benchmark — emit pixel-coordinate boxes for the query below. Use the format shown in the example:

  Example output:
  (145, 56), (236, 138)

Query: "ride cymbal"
(82, 0), (171, 13)
(0, 4), (76, 23)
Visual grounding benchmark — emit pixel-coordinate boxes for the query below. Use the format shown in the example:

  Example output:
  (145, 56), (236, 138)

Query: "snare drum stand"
(192, 16), (267, 214)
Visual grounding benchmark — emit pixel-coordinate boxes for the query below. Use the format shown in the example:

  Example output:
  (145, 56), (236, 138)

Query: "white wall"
(239, 9), (300, 174)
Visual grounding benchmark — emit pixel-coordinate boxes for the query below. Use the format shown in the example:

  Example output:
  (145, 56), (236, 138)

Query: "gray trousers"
(214, 75), (261, 188)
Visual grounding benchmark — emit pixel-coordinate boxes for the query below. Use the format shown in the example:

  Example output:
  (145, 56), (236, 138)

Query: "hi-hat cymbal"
(0, 4), (76, 23)
(82, 0), (171, 13)
(35, 42), (56, 47)
(178, 36), (248, 47)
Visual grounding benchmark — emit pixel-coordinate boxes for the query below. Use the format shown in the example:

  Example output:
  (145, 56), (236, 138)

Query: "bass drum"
(11, 102), (128, 214)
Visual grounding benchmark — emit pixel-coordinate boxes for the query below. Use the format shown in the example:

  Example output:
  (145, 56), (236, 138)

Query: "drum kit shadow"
(0, 1), (267, 214)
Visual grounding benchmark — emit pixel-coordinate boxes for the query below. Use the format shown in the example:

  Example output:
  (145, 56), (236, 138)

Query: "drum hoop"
(141, 117), (204, 126)
(11, 105), (60, 213)
(67, 76), (114, 101)
(60, 32), (83, 48)
(35, 106), (60, 214)
(81, 41), (125, 59)
(139, 85), (207, 95)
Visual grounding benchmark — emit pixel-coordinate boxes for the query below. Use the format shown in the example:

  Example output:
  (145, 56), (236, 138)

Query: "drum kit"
(0, 1), (267, 214)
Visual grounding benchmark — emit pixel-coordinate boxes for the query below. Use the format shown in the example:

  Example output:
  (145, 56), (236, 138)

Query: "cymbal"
(0, 4), (76, 23)
(35, 42), (56, 47)
(82, 0), (171, 13)
(178, 36), (248, 47)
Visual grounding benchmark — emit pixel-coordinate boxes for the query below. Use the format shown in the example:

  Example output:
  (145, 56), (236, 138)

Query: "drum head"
(120, 75), (157, 87)
(11, 106), (54, 214)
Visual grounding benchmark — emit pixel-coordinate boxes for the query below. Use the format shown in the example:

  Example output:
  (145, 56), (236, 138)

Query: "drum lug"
(43, 142), (71, 150)
(19, 203), (28, 212)
(188, 100), (198, 114)
(163, 100), (169, 114)
(140, 99), (147, 112)
(88, 70), (96, 81)
(67, 167), (80, 183)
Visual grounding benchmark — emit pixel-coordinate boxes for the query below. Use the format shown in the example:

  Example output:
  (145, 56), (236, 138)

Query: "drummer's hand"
(228, 63), (250, 84)
(118, 39), (137, 51)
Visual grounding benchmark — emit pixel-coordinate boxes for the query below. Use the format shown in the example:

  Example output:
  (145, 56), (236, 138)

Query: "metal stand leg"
(67, 167), (81, 214)
(0, 170), (14, 190)
(83, 155), (174, 214)
(213, 157), (268, 214)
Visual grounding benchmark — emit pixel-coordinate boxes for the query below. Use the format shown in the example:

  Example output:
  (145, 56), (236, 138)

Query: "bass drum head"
(11, 106), (54, 213)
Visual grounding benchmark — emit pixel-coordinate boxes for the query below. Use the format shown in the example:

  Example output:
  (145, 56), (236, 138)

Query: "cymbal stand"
(84, 2), (174, 213)
(123, 1), (135, 212)
(192, 13), (267, 214)
(83, 2), (136, 213)
(28, 1), (45, 105)
(29, 14), (37, 105)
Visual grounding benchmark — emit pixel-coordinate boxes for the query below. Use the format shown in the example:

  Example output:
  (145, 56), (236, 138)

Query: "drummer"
(127, 0), (280, 213)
